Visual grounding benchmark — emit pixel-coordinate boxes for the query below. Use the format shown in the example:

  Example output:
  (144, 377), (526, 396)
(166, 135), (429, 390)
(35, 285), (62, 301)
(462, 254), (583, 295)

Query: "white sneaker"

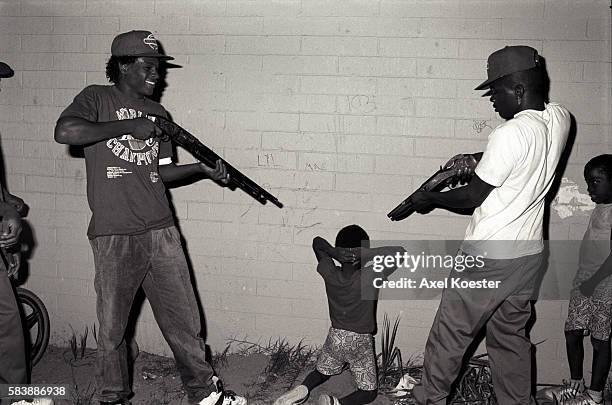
(539, 379), (585, 401)
(562, 391), (604, 404)
(198, 390), (247, 405)
(273, 385), (309, 405)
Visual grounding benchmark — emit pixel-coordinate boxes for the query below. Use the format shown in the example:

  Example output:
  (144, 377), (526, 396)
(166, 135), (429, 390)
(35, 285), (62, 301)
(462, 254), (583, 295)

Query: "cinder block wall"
(0, 0), (610, 382)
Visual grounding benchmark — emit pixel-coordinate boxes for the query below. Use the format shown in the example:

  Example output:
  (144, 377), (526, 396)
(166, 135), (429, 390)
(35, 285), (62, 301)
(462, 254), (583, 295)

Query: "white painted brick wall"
(1, 0), (610, 384)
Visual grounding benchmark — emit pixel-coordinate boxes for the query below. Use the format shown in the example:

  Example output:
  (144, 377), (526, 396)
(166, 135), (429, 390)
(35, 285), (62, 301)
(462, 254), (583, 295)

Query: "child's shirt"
(317, 248), (401, 334)
(574, 203), (612, 300)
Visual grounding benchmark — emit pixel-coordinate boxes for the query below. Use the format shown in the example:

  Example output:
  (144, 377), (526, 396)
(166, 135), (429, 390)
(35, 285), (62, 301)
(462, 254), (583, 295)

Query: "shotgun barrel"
(148, 114), (283, 208)
(387, 165), (461, 221)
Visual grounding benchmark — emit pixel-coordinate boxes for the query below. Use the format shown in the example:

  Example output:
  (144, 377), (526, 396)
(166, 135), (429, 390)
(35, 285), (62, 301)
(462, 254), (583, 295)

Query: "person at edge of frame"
(539, 155), (612, 405)
(53, 31), (246, 405)
(405, 45), (571, 404)
(0, 61), (51, 405)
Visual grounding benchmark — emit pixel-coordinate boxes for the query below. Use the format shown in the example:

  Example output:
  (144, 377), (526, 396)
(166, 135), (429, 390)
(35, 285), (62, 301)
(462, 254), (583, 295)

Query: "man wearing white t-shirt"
(409, 46), (571, 404)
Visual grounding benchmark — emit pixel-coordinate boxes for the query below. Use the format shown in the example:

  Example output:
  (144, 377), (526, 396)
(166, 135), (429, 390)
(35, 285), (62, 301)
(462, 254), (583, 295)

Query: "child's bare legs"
(589, 336), (611, 395)
(338, 389), (377, 405)
(303, 371), (379, 405)
(564, 330), (611, 403)
(565, 330), (585, 381)
(303, 370), (330, 390)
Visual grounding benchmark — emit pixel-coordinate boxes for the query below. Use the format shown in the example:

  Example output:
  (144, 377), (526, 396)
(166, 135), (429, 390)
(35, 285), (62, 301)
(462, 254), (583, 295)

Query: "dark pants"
(0, 270), (27, 386)
(91, 226), (215, 404)
(413, 253), (543, 405)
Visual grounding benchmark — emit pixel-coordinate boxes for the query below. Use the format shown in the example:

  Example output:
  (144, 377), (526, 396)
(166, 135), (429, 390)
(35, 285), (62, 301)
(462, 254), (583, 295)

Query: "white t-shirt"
(461, 103), (571, 259)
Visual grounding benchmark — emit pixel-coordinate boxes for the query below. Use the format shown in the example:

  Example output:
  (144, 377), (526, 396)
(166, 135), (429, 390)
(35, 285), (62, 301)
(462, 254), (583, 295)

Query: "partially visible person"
(54, 31), (244, 405)
(274, 225), (405, 405)
(0, 61), (52, 405)
(407, 46), (571, 404)
(540, 154), (612, 405)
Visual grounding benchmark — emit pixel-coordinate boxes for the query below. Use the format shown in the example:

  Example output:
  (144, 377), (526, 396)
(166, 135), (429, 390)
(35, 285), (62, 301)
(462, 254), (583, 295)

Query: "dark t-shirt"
(59, 85), (174, 238)
(317, 248), (401, 334)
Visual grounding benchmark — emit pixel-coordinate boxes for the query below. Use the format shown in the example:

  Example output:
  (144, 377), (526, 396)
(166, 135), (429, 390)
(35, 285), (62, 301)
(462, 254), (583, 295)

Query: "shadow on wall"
(0, 132), (38, 287)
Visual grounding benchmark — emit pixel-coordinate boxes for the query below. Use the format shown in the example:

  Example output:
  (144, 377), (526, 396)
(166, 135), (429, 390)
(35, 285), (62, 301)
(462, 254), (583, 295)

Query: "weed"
(68, 325), (78, 362)
(64, 326), (95, 366)
(228, 337), (318, 401)
(212, 342), (232, 369)
(69, 361), (95, 405)
(91, 323), (97, 345)
(449, 354), (496, 405)
(378, 314), (404, 390)
(80, 326), (89, 359)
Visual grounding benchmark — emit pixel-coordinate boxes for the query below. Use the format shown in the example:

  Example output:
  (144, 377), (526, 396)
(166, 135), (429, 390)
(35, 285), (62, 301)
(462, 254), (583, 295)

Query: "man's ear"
(514, 84), (525, 98)
(119, 63), (129, 74)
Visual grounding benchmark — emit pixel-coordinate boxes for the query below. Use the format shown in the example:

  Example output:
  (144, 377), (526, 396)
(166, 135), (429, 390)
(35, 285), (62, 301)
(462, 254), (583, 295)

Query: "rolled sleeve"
(475, 126), (519, 187)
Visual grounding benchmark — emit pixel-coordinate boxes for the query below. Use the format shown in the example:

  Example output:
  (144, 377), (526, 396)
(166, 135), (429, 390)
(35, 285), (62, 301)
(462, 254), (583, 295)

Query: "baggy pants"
(413, 252), (543, 405)
(0, 270), (27, 387)
(90, 226), (215, 404)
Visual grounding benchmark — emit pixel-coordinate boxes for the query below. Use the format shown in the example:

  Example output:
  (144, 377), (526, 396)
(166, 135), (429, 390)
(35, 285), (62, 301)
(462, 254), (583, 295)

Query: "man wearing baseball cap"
(405, 46), (571, 404)
(54, 31), (245, 405)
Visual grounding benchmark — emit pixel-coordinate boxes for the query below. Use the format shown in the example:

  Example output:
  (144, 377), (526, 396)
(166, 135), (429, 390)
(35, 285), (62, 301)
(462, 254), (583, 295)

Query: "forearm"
(312, 236), (335, 261)
(586, 255), (612, 286)
(427, 174), (493, 210)
(426, 187), (481, 209)
(55, 117), (135, 145)
(159, 163), (205, 183)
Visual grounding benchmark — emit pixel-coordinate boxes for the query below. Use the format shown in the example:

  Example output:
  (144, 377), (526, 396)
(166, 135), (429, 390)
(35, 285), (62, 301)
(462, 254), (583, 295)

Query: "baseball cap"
(475, 46), (540, 90)
(0, 62), (14, 78)
(111, 30), (174, 60)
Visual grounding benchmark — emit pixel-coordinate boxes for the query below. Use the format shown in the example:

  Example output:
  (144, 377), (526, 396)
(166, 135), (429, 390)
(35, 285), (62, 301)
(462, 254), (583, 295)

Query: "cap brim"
(116, 53), (175, 61)
(0, 62), (14, 78)
(142, 54), (174, 61)
(475, 77), (494, 90)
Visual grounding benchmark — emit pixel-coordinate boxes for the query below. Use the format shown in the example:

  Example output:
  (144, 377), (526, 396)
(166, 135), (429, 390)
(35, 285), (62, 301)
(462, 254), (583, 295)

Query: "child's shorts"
(316, 327), (377, 391)
(565, 290), (612, 341)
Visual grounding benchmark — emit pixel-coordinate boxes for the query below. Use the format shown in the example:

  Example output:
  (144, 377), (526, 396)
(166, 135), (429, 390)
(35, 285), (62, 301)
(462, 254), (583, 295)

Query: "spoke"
(26, 312), (40, 328)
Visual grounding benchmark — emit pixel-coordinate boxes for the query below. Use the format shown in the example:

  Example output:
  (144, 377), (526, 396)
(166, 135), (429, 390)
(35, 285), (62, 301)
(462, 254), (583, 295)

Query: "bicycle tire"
(16, 287), (50, 366)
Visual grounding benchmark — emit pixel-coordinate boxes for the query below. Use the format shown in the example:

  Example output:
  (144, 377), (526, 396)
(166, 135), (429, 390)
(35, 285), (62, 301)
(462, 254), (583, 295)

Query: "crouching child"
(274, 225), (406, 405)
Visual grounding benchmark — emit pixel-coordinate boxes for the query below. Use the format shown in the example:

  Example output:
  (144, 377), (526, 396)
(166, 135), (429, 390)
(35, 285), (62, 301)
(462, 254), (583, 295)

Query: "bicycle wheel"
(17, 287), (50, 366)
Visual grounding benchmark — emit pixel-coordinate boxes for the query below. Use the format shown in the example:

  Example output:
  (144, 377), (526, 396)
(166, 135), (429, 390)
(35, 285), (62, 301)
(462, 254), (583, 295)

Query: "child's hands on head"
(333, 247), (360, 264)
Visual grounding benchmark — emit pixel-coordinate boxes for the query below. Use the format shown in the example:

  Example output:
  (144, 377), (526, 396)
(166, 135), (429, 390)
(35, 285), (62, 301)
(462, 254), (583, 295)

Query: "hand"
(6, 251), (21, 278)
(0, 214), (22, 248)
(579, 279), (598, 297)
(408, 191), (434, 214)
(130, 117), (163, 140)
(333, 247), (361, 264)
(201, 159), (230, 184)
(443, 154), (478, 187)
(4, 193), (26, 216)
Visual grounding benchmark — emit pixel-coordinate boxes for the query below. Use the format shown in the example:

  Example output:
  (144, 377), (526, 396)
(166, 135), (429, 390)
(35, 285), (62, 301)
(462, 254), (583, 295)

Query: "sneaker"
(11, 400), (54, 405)
(273, 385), (309, 405)
(562, 391), (604, 404)
(539, 379), (585, 401)
(198, 390), (247, 405)
(318, 394), (340, 405)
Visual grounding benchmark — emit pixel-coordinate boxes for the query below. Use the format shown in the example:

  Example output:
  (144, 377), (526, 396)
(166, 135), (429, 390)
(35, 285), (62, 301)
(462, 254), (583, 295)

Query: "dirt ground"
(31, 344), (602, 405)
(30, 345), (407, 405)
